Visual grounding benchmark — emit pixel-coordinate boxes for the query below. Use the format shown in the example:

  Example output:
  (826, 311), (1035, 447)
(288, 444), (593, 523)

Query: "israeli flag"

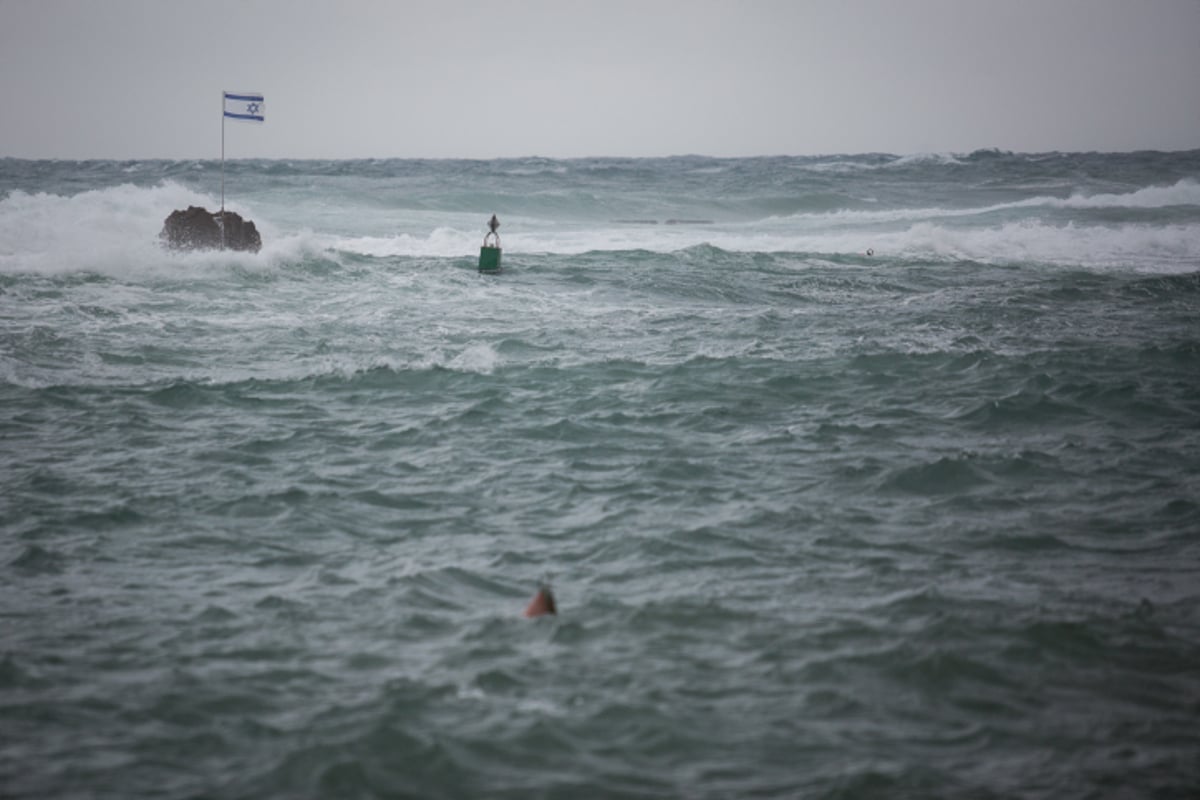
(223, 92), (264, 122)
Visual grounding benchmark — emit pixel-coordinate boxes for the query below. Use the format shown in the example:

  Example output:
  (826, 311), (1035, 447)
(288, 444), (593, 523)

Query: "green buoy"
(479, 213), (502, 273)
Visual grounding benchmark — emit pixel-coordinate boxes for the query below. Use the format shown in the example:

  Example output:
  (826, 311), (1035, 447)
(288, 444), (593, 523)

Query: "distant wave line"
(763, 179), (1200, 226)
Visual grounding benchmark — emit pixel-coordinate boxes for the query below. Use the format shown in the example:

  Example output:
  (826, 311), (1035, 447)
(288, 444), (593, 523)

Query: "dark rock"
(160, 206), (261, 253)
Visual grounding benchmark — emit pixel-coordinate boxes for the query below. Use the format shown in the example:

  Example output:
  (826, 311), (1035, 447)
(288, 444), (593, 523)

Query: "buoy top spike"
(482, 214), (501, 252)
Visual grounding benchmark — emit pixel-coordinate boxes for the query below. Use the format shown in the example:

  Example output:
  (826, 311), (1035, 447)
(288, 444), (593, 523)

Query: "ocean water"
(2, 151), (1199, 799)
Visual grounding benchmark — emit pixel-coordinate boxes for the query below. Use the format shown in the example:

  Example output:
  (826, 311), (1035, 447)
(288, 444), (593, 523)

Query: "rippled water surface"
(2, 152), (1199, 798)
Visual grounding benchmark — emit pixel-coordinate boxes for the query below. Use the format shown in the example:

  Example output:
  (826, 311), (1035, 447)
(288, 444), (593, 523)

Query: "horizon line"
(4, 147), (1200, 163)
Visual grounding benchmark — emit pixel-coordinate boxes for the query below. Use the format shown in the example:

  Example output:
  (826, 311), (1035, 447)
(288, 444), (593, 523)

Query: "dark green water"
(2, 153), (1199, 798)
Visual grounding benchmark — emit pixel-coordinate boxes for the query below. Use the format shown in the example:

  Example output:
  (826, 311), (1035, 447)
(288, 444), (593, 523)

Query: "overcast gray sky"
(2, 0), (1198, 159)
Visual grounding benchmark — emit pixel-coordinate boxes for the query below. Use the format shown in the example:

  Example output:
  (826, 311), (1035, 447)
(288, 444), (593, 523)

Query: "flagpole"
(220, 91), (226, 250)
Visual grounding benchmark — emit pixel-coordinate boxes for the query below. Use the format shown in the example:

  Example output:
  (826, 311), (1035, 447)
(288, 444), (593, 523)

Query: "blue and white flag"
(223, 92), (265, 123)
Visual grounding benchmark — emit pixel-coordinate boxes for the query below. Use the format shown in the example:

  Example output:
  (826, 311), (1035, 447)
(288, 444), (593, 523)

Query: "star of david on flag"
(224, 92), (265, 123)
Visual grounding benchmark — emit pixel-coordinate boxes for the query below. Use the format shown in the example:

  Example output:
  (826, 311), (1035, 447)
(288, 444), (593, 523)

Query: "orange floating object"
(523, 585), (557, 618)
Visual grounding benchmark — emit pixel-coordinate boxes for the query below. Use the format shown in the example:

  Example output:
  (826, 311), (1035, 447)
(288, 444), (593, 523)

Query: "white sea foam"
(802, 152), (965, 173)
(1055, 178), (1200, 209)
(0, 182), (191, 275)
(760, 179), (1200, 228)
(443, 342), (501, 374)
(3, 175), (1196, 277)
(863, 220), (1200, 272)
(888, 152), (967, 168)
(326, 227), (478, 259)
(0, 180), (277, 277)
(216, 216), (1200, 273)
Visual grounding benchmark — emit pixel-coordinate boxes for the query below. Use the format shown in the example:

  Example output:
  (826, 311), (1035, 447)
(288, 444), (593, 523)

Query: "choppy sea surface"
(2, 151), (1199, 799)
